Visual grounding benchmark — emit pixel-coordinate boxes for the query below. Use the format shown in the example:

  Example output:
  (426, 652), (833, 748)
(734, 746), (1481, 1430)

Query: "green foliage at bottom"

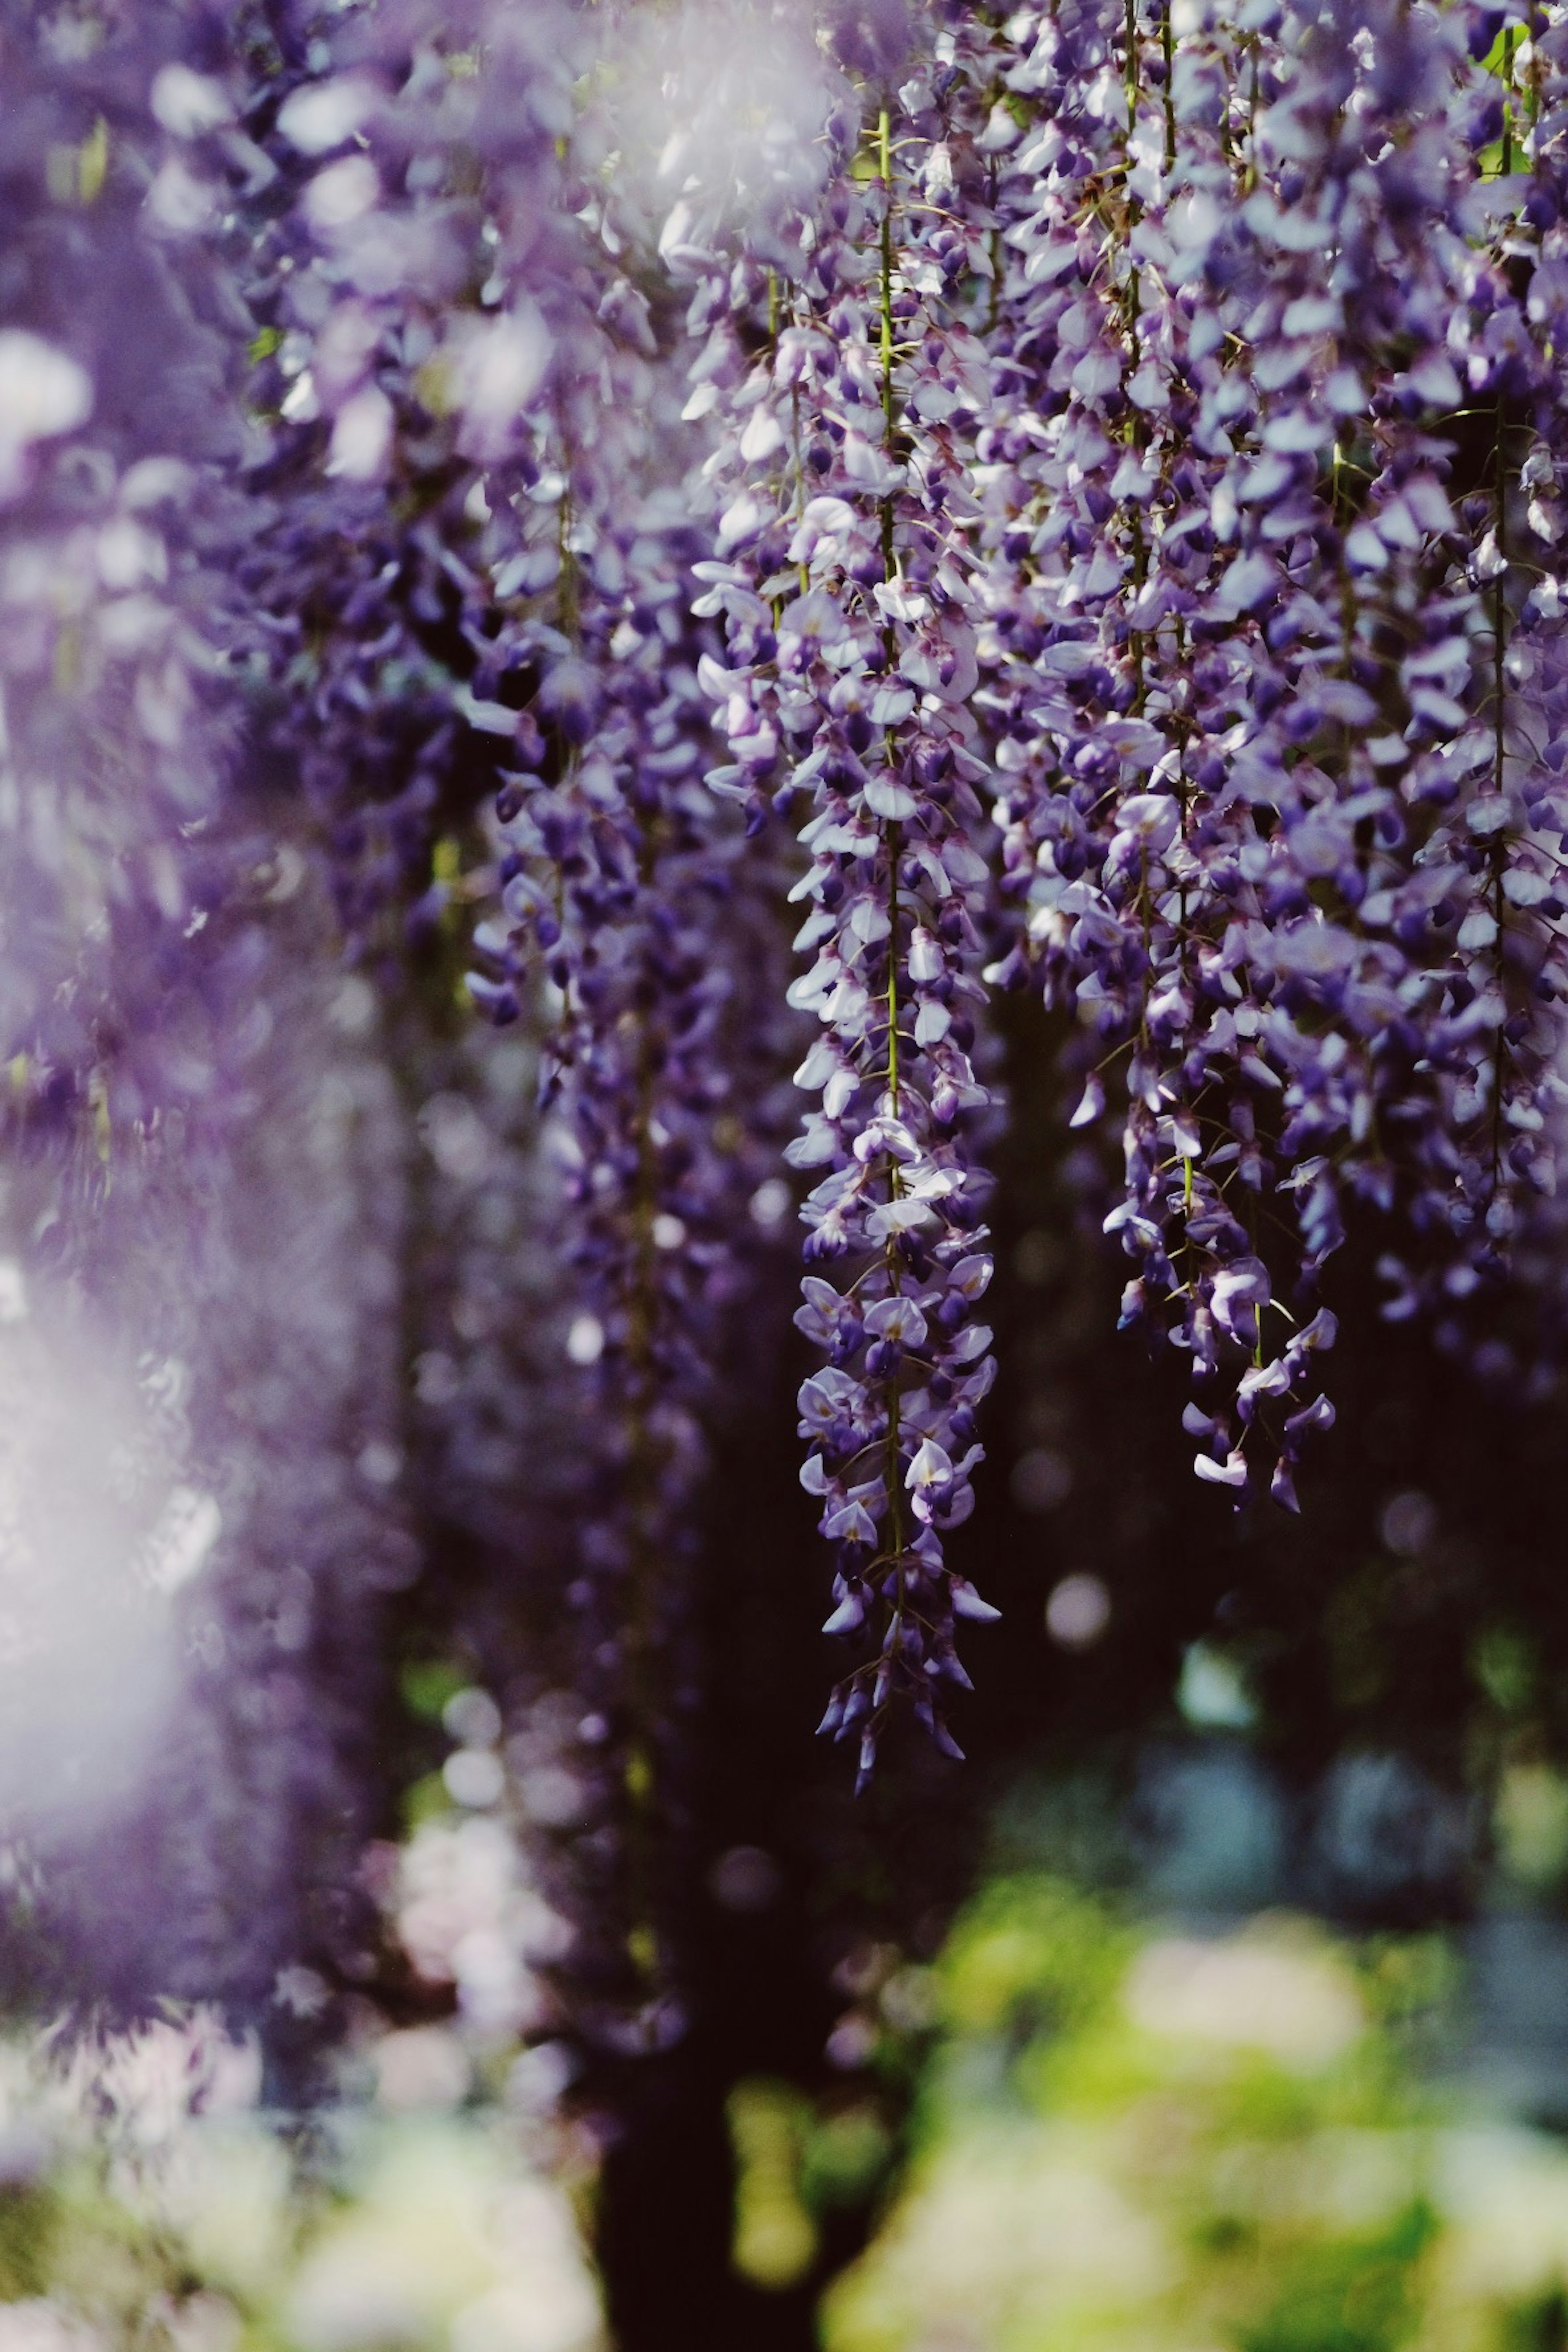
(823, 1882), (1568, 2352)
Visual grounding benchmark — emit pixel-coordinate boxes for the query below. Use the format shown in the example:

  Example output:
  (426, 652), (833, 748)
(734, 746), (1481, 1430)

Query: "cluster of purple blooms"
(682, 43), (1008, 1778)
(684, 0), (1568, 1757)
(7, 0), (1568, 1946)
(956, 0), (1568, 1508)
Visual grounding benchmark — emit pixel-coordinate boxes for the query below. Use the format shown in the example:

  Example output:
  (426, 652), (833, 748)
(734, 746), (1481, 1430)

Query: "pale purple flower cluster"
(224, 0), (587, 940)
(459, 182), (791, 1988)
(475, 440), (767, 1968)
(686, 25), (1008, 1777)
(0, 8), (433, 2018)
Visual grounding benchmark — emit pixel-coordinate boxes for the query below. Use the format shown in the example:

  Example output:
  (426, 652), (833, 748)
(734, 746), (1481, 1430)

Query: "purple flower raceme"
(219, 0), (587, 944)
(977, 0), (1568, 1510)
(461, 176), (794, 1997)
(0, 24), (256, 1164)
(1372, 2), (1568, 1359)
(689, 20), (1008, 1780)
(974, 0), (1352, 1508)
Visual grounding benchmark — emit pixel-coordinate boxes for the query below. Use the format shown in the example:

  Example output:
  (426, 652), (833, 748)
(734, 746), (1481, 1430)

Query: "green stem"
(792, 371), (809, 597)
(621, 1019), (662, 1987)
(881, 812), (907, 1676)
(619, 822), (671, 1979)
(878, 107), (898, 595)
(558, 482), (578, 642)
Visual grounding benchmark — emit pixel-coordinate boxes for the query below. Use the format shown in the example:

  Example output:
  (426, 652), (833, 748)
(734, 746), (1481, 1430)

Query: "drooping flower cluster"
(441, 26), (802, 2002)
(968, 0), (1568, 1508)
(684, 25), (1011, 1778)
(473, 430), (786, 2005)
(221, 0), (590, 944)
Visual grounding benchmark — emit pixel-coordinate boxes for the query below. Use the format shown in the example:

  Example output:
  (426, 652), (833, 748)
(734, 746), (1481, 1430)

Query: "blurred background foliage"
(16, 1845), (1568, 2352)
(819, 1881), (1568, 2352)
(0, 2015), (605, 2352)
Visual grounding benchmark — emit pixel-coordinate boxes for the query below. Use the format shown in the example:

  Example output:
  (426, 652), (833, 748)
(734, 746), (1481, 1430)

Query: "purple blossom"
(690, 36), (1009, 1779)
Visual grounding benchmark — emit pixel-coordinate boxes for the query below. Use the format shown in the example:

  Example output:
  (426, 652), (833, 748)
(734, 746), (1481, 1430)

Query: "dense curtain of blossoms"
(968, 0), (1568, 1496)
(9, 0), (1568, 2037)
(682, 0), (1568, 1745)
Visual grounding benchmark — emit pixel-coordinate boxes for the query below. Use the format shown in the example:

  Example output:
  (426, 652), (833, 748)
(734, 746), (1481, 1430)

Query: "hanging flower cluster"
(473, 396), (783, 2001)
(970, 0), (1568, 1510)
(683, 0), (1568, 1753)
(221, 0), (589, 943)
(684, 21), (1013, 1780)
